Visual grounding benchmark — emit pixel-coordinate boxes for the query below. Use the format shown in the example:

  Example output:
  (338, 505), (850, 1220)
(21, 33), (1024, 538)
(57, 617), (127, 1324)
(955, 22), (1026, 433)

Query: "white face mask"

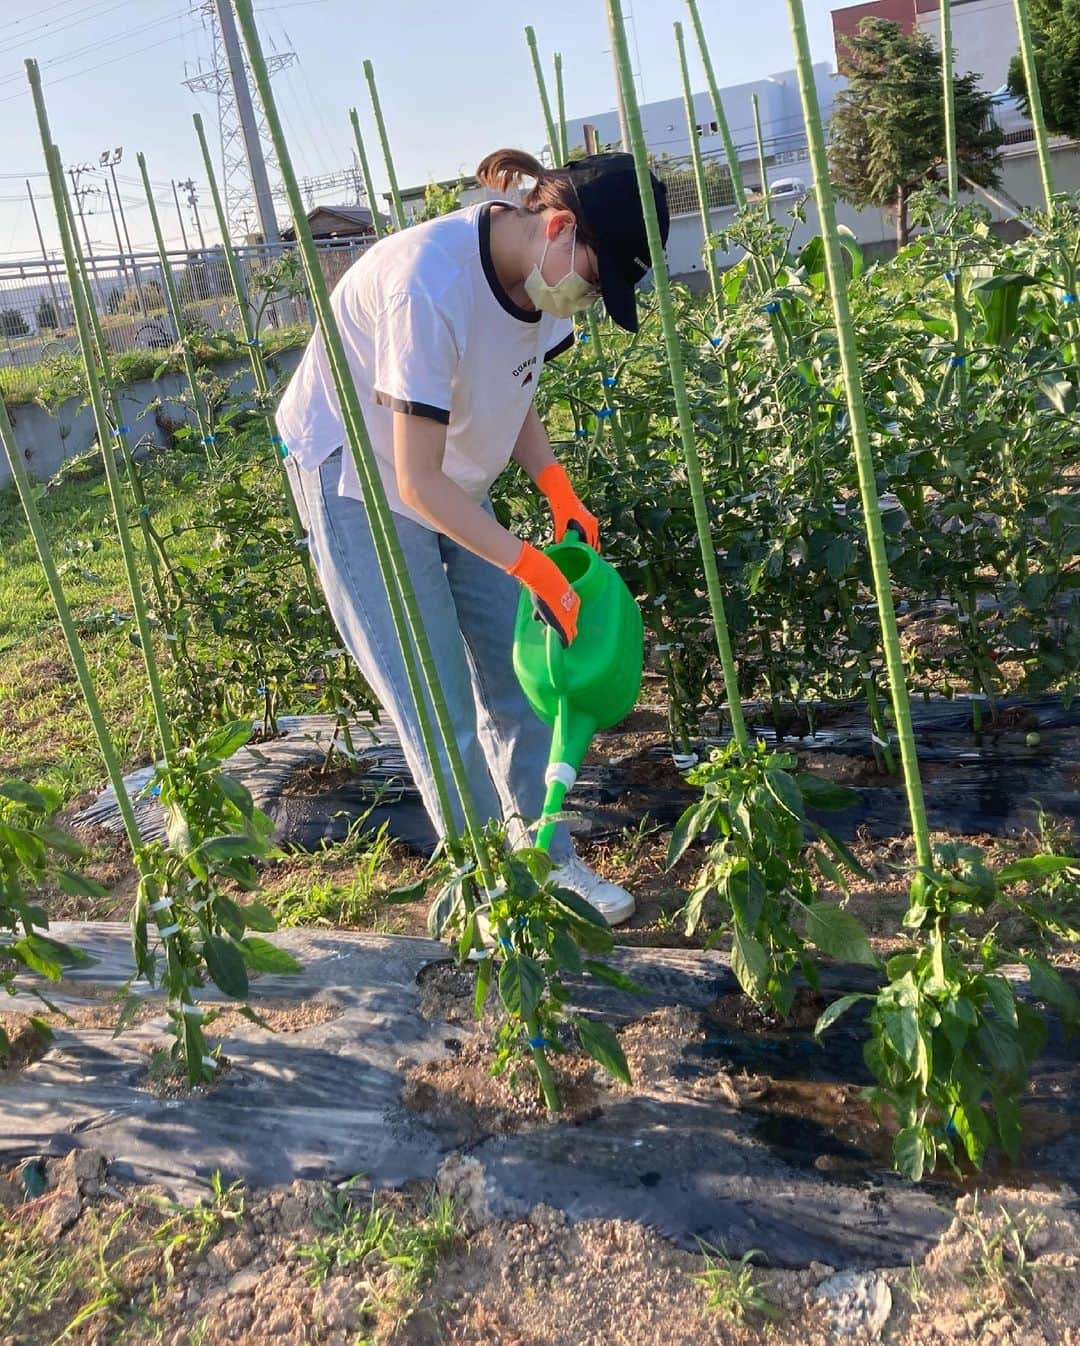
(523, 227), (599, 318)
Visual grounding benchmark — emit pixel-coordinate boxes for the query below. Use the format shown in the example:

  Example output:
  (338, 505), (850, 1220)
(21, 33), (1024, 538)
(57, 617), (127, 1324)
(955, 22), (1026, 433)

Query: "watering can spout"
(512, 538), (644, 855)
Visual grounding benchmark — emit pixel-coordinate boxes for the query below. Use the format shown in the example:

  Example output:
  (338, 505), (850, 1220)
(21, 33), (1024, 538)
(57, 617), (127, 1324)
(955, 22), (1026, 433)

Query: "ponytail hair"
(476, 149), (586, 230)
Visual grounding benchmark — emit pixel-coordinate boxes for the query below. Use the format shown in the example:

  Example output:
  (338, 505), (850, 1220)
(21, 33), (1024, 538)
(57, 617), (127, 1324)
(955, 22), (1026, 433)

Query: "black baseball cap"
(564, 152), (669, 333)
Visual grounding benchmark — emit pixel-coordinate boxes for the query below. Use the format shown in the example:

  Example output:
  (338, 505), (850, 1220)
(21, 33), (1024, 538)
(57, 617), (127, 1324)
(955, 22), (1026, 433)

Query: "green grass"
(0, 445), (218, 803)
(297, 1181), (461, 1326)
(0, 322), (308, 406)
(692, 1244), (777, 1322)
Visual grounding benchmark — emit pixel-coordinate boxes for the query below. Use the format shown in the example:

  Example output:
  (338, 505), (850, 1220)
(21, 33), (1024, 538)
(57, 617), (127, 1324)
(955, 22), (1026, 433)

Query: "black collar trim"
(479, 202), (541, 324)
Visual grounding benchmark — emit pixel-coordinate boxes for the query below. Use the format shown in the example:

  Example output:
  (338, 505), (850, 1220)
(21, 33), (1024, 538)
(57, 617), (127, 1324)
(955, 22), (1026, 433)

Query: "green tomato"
(1025, 732), (1041, 747)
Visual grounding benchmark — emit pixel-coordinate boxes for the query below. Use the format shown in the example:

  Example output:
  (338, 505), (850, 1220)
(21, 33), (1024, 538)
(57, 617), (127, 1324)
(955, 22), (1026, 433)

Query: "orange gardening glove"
(507, 541), (580, 647)
(537, 462), (600, 551)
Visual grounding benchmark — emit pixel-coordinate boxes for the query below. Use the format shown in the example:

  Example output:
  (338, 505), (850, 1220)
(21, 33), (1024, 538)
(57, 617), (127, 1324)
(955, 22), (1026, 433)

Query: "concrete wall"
(1, 347), (303, 490)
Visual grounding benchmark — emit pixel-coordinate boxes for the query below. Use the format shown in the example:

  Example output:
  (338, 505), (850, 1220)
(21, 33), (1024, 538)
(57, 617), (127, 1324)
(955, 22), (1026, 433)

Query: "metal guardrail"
(0, 236), (372, 400)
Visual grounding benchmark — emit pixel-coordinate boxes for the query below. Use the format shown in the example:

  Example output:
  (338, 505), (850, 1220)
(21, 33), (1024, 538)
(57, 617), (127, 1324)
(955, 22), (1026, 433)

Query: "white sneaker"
(550, 852), (636, 927)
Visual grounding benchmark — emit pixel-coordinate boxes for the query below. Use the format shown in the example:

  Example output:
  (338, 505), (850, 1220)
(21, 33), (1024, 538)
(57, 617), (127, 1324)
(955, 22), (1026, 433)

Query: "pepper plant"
(0, 780), (99, 1058)
(668, 741), (875, 1015)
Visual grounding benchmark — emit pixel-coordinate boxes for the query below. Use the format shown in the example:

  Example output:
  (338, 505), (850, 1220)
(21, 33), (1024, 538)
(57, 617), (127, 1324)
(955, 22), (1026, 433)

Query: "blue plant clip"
(597, 407), (613, 419)
(950, 355), (966, 367)
(763, 301), (780, 314)
(527, 1035), (551, 1050)
(113, 425), (130, 436)
(575, 427), (588, 438)
(1064, 293), (1077, 305)
(710, 336), (723, 347)
(602, 375), (617, 387)
(579, 331), (590, 343)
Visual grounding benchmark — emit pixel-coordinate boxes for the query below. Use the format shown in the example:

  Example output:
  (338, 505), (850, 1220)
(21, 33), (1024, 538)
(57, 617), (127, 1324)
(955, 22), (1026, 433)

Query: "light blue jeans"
(287, 448), (572, 861)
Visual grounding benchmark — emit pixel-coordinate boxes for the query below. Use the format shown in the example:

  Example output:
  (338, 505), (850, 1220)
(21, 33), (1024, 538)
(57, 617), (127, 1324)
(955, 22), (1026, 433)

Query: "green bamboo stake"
(0, 389), (207, 1065)
(783, 0), (932, 872)
(137, 153), (214, 456)
(553, 52), (569, 164)
(57, 175), (174, 624)
(362, 60), (406, 230)
(606, 0), (749, 756)
(939, 0), (968, 410)
(526, 26), (559, 162)
(1011, 0), (1055, 211)
(29, 66), (177, 768)
(193, 111), (356, 759)
(675, 21), (721, 314)
(685, 0), (747, 208)
(752, 95), (771, 225)
(940, 0), (959, 204)
(0, 396), (143, 856)
(523, 29), (623, 440)
(236, 0), (558, 1110)
(349, 107), (385, 240)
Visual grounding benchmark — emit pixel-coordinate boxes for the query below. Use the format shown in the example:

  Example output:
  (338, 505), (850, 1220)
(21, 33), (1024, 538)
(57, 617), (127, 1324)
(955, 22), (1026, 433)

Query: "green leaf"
(993, 1093), (1023, 1161)
(112, 994), (144, 1038)
(667, 799), (711, 868)
(239, 937), (300, 975)
(27, 934), (95, 970)
(201, 721), (252, 761)
(549, 928), (583, 974)
(196, 834), (261, 862)
(55, 870), (108, 899)
(812, 847), (848, 891)
(8, 938), (62, 981)
(1024, 957), (1080, 1029)
(722, 859), (766, 933)
(0, 780), (50, 811)
(814, 992), (871, 1038)
(498, 953), (545, 1022)
(803, 903), (875, 966)
(216, 773), (256, 819)
(731, 928), (770, 1001)
(575, 1016), (630, 1085)
(474, 953), (492, 1017)
(883, 1002), (920, 1069)
(894, 1125), (927, 1182)
(812, 825), (872, 881)
(203, 935), (249, 998)
(427, 880), (461, 938)
(996, 854), (1078, 884)
(240, 901), (278, 933)
(550, 885), (609, 929)
(582, 960), (648, 996)
(764, 769), (805, 821)
(793, 773), (859, 812)
(383, 877), (428, 904)
(951, 1099), (991, 1167)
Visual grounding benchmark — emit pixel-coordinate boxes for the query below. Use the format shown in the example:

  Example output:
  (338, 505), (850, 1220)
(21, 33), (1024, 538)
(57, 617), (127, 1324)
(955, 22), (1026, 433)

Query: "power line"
(0, 22), (200, 105)
(0, 6), (187, 86)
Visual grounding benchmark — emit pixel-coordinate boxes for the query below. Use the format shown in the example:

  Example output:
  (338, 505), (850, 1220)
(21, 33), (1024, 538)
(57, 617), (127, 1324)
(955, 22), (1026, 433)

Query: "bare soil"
(3, 1148), (1077, 1346)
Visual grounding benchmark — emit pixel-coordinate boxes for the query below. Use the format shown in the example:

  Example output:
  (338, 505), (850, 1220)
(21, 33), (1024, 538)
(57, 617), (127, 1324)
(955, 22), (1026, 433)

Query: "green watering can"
(512, 537), (644, 852)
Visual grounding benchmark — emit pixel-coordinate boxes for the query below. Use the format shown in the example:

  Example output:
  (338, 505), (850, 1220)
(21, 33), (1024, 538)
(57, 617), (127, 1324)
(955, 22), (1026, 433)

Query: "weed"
(692, 1243), (777, 1322)
(297, 1182), (461, 1331)
(147, 1171), (245, 1283)
(963, 1199), (1044, 1307)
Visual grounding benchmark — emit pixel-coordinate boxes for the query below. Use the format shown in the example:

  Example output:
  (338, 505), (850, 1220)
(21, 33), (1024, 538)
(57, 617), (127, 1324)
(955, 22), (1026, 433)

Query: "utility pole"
(26, 179), (64, 327)
(171, 179), (192, 252)
(66, 164), (96, 260)
(211, 0), (280, 244)
(178, 177), (207, 250)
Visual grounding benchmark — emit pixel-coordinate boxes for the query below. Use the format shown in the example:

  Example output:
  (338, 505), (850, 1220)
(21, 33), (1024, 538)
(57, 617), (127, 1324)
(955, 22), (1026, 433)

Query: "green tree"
(35, 295), (58, 330)
(0, 308), (30, 338)
(1007, 0), (1080, 141)
(830, 18), (1002, 247)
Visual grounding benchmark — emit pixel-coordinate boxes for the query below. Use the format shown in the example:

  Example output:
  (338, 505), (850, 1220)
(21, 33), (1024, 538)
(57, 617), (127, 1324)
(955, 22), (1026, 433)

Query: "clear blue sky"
(0, 0), (853, 259)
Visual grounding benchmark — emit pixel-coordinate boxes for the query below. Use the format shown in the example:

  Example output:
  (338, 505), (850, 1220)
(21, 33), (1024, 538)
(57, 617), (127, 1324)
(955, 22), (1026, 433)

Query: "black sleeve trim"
(374, 391), (450, 424)
(544, 332), (575, 363)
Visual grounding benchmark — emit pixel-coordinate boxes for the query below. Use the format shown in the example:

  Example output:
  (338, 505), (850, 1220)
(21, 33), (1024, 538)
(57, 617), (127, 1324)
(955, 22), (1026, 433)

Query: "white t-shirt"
(274, 201), (574, 529)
